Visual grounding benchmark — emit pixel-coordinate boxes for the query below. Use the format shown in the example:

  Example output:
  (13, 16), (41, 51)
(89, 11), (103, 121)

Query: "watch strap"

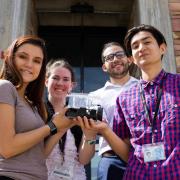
(47, 121), (57, 136)
(86, 139), (96, 145)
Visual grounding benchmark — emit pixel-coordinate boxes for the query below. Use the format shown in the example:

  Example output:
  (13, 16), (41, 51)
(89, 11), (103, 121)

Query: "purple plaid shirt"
(113, 69), (180, 180)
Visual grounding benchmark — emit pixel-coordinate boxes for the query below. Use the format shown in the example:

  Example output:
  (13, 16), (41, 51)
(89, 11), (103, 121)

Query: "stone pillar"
(0, 0), (13, 53)
(0, 0), (37, 65)
(11, 0), (38, 39)
(130, 0), (176, 73)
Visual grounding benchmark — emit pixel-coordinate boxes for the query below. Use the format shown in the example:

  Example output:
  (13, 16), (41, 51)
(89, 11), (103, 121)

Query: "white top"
(90, 77), (138, 155)
(46, 130), (86, 180)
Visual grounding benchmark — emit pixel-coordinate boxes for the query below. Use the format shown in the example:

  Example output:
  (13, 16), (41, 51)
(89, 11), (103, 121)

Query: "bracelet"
(85, 139), (96, 145)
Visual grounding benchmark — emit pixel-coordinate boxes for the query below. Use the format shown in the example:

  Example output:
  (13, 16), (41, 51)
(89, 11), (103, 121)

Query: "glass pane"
(73, 67), (81, 92)
(84, 67), (108, 93)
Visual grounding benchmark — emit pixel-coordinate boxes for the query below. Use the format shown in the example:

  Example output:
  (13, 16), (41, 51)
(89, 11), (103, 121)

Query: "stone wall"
(0, 0), (37, 68)
(129, 0), (176, 74)
(169, 0), (180, 73)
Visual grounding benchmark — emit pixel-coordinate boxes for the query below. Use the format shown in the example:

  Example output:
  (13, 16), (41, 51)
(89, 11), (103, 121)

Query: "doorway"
(39, 26), (127, 93)
(39, 26), (127, 179)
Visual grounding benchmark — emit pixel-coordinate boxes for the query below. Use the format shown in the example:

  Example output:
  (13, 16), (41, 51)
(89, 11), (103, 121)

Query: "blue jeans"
(97, 156), (126, 180)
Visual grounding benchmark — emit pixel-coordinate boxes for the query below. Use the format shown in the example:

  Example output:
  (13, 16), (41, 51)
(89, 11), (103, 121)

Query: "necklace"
(23, 96), (33, 108)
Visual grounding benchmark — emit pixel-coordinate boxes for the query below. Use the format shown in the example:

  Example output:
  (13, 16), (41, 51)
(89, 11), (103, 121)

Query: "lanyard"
(46, 100), (55, 122)
(139, 82), (163, 144)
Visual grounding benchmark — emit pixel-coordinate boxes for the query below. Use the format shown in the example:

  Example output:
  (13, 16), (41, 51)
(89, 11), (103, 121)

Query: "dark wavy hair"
(0, 35), (47, 120)
(45, 59), (82, 154)
(124, 24), (167, 57)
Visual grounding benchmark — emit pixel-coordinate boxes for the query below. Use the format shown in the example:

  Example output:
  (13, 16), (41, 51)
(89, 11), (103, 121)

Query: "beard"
(107, 63), (129, 79)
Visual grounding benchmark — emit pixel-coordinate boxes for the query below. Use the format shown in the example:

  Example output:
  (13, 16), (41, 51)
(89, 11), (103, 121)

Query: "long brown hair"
(0, 35), (47, 120)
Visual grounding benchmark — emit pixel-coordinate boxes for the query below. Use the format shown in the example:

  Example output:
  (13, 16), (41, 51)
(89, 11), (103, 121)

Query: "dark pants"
(97, 156), (126, 180)
(0, 176), (14, 180)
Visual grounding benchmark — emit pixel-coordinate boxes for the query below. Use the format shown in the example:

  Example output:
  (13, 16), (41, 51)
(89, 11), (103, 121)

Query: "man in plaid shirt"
(79, 24), (179, 179)
(112, 24), (180, 179)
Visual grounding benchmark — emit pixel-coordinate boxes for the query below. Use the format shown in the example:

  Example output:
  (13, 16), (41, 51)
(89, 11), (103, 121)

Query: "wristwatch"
(86, 139), (96, 145)
(47, 121), (57, 136)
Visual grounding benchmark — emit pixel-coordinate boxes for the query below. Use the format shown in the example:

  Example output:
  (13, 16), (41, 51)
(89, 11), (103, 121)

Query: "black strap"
(0, 176), (15, 180)
(140, 82), (163, 143)
(45, 100), (55, 122)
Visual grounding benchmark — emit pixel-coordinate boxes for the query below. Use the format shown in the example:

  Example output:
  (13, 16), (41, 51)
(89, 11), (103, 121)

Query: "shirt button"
(174, 104), (178, 108)
(154, 129), (158, 133)
(150, 82), (154, 85)
(154, 164), (157, 168)
(152, 112), (155, 115)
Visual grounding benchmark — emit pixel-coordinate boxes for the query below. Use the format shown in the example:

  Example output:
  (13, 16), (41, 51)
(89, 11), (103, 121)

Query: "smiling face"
(14, 43), (43, 87)
(130, 31), (166, 69)
(45, 66), (73, 101)
(102, 45), (131, 79)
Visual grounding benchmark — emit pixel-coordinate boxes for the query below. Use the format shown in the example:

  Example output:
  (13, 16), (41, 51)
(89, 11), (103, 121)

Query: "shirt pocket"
(160, 102), (179, 139)
(125, 110), (149, 140)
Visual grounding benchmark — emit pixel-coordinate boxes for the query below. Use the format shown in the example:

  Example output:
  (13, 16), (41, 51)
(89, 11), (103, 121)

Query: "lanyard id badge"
(142, 142), (166, 163)
(52, 164), (74, 180)
(51, 156), (75, 180)
(139, 82), (162, 144)
(139, 77), (166, 163)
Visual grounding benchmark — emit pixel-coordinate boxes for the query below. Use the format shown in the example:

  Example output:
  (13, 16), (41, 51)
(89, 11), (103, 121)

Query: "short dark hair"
(101, 42), (126, 63)
(124, 24), (167, 57)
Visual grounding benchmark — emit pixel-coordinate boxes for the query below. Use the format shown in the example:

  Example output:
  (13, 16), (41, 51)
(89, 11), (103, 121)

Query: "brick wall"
(169, 0), (180, 73)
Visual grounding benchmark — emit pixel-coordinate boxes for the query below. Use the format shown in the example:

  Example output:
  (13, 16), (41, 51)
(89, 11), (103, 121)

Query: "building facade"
(0, 0), (179, 80)
(0, 0), (179, 179)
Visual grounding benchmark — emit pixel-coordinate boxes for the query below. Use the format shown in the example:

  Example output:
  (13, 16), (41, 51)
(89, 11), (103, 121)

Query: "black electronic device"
(65, 93), (103, 121)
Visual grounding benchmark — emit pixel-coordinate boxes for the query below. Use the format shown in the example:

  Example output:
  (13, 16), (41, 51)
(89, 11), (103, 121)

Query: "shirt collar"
(140, 69), (166, 88)
(104, 77), (137, 89)
(104, 81), (123, 89)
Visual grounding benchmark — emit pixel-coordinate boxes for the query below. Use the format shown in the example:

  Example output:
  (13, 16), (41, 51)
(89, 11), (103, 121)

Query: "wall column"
(0, 0), (37, 59)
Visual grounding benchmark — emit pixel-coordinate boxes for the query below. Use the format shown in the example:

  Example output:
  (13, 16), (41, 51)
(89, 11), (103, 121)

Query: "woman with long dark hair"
(0, 36), (73, 180)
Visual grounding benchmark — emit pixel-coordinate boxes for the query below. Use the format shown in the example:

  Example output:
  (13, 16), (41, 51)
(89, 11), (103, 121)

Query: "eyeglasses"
(104, 51), (126, 62)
